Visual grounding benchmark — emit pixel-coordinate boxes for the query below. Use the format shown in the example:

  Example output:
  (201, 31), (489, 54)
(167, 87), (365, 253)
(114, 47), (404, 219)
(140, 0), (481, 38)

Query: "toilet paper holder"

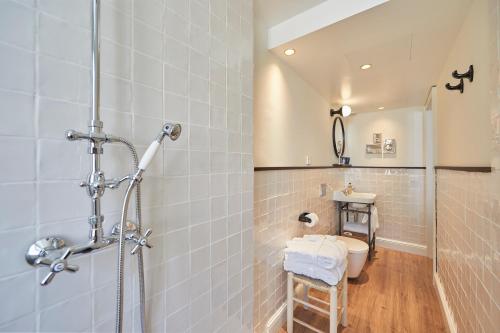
(298, 212), (312, 223)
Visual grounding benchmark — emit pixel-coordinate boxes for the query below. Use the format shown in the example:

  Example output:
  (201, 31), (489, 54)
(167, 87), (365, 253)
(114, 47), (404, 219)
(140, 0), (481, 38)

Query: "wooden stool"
(286, 270), (348, 333)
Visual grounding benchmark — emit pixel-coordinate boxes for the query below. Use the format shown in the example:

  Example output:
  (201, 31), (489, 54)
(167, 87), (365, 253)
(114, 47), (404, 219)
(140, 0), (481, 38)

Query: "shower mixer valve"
(25, 122), (181, 286)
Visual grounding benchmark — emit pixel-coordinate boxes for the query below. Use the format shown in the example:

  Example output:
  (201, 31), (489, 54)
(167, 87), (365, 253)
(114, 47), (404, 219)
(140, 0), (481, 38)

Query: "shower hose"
(112, 137), (146, 333)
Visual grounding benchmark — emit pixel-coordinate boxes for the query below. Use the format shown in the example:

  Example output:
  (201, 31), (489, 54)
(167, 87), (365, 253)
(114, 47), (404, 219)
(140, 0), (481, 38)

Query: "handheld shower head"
(161, 123), (181, 141)
(138, 122), (182, 171)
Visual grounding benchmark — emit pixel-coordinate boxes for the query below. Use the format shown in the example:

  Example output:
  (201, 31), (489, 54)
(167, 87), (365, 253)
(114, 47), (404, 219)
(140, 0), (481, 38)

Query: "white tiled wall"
(436, 170), (500, 332)
(253, 169), (343, 332)
(344, 168), (426, 245)
(0, 0), (253, 332)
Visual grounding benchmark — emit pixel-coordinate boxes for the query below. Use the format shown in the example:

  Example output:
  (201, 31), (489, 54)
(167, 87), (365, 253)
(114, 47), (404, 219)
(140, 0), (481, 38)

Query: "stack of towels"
(283, 235), (348, 286)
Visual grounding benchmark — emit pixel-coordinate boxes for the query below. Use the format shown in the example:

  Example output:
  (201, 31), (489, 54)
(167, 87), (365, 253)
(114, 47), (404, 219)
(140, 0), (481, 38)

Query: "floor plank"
(281, 248), (447, 333)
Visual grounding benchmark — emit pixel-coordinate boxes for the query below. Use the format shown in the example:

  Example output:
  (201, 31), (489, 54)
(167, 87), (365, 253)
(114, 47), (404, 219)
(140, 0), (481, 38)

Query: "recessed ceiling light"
(377, 106), (385, 110)
(360, 64), (372, 70)
(284, 48), (296, 56)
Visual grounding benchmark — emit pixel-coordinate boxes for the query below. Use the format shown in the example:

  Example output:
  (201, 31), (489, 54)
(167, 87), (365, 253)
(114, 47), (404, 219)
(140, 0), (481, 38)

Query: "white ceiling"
(254, 0), (327, 27)
(266, 0), (473, 112)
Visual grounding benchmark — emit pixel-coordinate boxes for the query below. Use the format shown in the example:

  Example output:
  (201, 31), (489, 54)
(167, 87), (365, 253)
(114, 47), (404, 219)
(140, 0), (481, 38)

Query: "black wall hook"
(452, 65), (474, 82)
(445, 78), (464, 94)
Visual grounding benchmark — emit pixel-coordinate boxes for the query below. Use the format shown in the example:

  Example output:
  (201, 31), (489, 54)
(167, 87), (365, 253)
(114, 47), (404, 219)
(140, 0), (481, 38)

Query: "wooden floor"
(281, 248), (447, 333)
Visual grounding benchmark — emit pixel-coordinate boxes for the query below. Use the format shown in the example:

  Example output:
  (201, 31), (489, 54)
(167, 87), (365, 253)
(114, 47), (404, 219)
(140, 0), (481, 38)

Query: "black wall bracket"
(452, 65), (474, 82)
(445, 78), (464, 94)
(446, 65), (473, 94)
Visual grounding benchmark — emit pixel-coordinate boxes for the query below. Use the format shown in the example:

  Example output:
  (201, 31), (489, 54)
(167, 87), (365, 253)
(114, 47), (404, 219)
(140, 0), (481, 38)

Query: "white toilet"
(337, 236), (369, 278)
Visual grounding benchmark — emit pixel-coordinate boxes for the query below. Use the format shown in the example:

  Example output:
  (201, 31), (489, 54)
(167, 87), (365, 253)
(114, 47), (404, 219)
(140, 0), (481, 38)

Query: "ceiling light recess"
(377, 106), (385, 110)
(360, 64), (372, 70)
(284, 48), (296, 56)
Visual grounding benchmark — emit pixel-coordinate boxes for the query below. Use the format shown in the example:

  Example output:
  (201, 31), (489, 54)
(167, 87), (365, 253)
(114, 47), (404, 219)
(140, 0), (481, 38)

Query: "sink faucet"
(343, 183), (354, 195)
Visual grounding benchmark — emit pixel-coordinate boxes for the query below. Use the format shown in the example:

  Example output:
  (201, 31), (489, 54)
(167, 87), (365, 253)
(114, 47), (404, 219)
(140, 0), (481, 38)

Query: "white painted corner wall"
(254, 17), (333, 167)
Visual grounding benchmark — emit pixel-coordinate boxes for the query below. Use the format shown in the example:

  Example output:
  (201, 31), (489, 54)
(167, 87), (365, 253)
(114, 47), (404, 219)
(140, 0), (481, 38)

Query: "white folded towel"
(361, 206), (379, 229)
(283, 259), (346, 286)
(285, 236), (348, 269)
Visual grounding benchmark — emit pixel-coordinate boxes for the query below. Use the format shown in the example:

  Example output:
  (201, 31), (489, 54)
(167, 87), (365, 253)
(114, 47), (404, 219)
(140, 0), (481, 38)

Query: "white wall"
(0, 1), (254, 332)
(253, 16), (333, 167)
(435, 0), (492, 167)
(344, 107), (425, 167)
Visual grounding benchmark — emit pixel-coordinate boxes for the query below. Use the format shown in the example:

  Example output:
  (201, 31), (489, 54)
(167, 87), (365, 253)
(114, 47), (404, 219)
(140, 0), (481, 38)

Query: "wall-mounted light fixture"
(330, 105), (352, 117)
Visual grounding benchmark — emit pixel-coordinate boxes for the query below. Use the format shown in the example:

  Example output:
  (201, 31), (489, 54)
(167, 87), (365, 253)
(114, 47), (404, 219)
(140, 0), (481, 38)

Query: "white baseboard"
(265, 303), (287, 333)
(433, 273), (457, 333)
(376, 237), (427, 256)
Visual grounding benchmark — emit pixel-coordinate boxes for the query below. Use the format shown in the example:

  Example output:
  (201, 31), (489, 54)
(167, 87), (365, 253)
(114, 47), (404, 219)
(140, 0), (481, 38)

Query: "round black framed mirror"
(332, 116), (345, 158)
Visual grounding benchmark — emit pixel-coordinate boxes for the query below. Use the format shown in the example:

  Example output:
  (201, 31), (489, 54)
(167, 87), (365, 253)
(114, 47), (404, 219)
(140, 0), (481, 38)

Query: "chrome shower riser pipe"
(90, 0), (102, 131)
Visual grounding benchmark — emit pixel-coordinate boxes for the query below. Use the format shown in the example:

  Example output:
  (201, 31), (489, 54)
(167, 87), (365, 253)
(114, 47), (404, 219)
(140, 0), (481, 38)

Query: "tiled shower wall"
(344, 168), (426, 245)
(436, 171), (500, 332)
(0, 0), (253, 332)
(252, 167), (426, 331)
(253, 169), (343, 332)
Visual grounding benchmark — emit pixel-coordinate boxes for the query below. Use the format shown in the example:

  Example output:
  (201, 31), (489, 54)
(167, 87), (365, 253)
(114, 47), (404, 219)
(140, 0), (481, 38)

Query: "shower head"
(158, 123), (182, 142)
(138, 122), (182, 171)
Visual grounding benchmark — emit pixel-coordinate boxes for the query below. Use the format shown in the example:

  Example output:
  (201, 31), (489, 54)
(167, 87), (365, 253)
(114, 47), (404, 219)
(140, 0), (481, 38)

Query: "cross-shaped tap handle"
(130, 228), (153, 255)
(40, 248), (79, 286)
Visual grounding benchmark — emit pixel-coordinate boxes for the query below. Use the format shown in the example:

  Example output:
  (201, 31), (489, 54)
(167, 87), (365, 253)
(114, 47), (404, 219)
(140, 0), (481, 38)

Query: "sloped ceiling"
(261, 0), (473, 112)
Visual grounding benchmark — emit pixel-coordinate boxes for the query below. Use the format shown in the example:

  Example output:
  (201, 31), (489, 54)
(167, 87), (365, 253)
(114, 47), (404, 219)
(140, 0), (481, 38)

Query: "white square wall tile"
(133, 83), (163, 119)
(39, 13), (90, 66)
(190, 174), (210, 200)
(38, 139), (83, 180)
(0, 137), (35, 182)
(0, 312), (36, 332)
(0, 227), (36, 278)
(164, 9), (189, 43)
(38, 56), (85, 102)
(38, 0), (90, 28)
(165, 36), (189, 71)
(134, 52), (162, 89)
(134, 20), (163, 60)
(38, 181), (89, 223)
(0, 44), (34, 93)
(0, 0), (35, 50)
(0, 272), (36, 325)
(39, 293), (92, 333)
(165, 228), (190, 259)
(101, 2), (131, 46)
(0, 183), (36, 231)
(0, 90), (34, 137)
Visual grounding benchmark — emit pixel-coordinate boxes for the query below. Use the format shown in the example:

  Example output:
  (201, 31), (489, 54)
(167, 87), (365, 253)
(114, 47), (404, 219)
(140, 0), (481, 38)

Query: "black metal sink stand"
(336, 202), (376, 260)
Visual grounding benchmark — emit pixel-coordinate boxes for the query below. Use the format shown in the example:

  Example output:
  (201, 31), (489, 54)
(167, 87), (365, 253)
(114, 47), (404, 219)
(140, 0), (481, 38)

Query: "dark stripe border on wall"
(434, 166), (492, 173)
(254, 166), (427, 171)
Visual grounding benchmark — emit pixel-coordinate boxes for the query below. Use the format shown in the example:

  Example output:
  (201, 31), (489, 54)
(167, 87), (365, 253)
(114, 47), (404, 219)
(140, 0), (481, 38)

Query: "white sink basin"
(333, 190), (376, 204)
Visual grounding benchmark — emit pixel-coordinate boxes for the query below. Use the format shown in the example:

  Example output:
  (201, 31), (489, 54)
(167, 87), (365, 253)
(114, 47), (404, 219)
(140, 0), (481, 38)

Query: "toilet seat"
(337, 236), (369, 254)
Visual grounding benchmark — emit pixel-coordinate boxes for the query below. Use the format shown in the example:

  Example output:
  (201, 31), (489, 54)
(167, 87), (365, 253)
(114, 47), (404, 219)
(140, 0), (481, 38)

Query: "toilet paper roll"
(304, 213), (319, 228)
